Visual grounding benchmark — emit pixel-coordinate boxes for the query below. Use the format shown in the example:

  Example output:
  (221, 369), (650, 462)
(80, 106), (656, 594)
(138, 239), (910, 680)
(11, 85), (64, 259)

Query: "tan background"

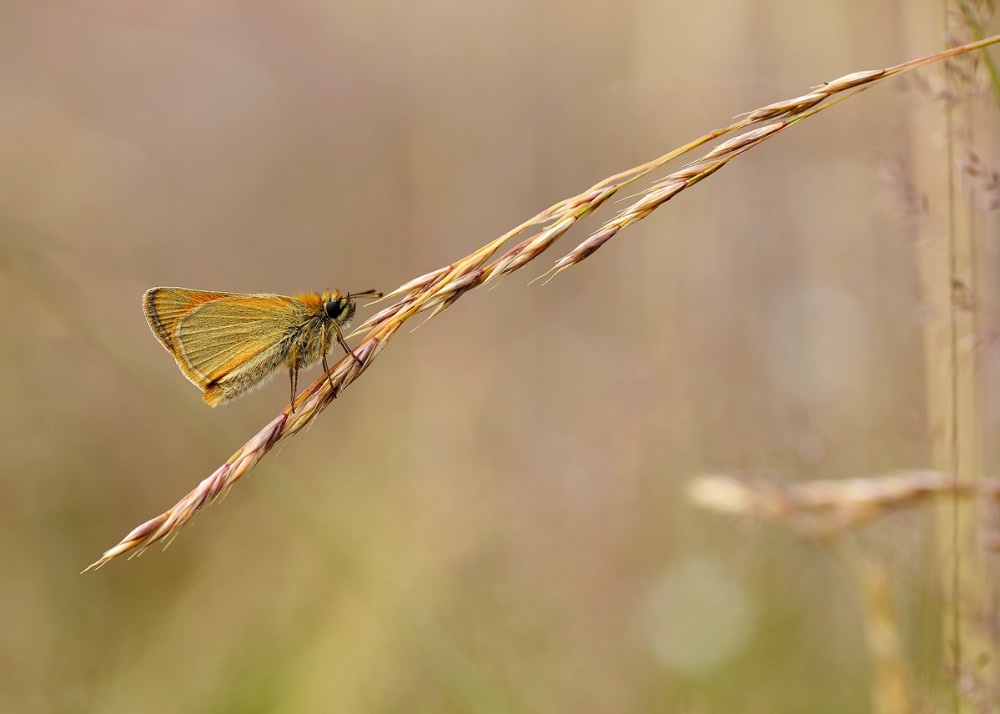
(0, 1), (976, 712)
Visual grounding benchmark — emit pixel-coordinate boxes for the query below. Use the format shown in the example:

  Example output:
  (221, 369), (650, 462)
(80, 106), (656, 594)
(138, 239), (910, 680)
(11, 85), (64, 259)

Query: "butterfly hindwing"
(143, 288), (306, 400)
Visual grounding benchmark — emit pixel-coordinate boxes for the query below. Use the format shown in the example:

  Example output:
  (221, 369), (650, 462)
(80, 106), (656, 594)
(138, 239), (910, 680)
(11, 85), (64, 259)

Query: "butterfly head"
(323, 292), (355, 326)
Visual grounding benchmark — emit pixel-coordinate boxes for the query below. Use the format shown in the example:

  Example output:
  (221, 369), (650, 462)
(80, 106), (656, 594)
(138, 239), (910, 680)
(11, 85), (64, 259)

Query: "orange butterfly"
(143, 287), (381, 409)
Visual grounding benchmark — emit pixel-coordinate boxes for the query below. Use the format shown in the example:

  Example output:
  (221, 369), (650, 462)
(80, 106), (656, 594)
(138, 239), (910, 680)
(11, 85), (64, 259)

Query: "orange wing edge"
(142, 288), (219, 392)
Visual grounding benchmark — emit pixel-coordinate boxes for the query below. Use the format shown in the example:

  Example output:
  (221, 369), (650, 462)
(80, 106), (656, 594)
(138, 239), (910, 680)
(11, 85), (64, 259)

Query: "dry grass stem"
(955, 0), (1000, 99)
(832, 544), (912, 714)
(688, 471), (1000, 537)
(87, 34), (1000, 570)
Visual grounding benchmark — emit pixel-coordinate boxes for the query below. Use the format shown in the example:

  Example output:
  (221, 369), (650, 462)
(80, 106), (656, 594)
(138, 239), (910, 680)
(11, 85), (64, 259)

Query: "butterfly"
(143, 287), (381, 409)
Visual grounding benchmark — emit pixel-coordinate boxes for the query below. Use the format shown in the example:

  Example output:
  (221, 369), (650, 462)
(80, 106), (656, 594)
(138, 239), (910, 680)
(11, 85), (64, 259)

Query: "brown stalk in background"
(688, 470), (1000, 538)
(85, 34), (1000, 570)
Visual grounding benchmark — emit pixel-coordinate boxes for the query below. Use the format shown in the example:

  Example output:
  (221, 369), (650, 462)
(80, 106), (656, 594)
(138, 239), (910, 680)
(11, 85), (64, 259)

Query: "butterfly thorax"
(286, 291), (355, 370)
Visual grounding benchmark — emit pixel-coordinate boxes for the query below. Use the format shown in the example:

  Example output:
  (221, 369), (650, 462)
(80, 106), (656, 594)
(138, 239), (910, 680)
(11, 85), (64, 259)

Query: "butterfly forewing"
(143, 288), (234, 354)
(143, 288), (305, 399)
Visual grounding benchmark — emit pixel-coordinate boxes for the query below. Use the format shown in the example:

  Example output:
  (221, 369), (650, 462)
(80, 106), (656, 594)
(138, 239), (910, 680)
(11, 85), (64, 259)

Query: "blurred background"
(0, 1), (992, 712)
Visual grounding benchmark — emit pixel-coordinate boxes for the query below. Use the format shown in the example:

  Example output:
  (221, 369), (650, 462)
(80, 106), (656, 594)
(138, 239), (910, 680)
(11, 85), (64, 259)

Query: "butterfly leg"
(332, 321), (364, 368)
(288, 366), (298, 413)
(321, 351), (337, 392)
(320, 322), (337, 393)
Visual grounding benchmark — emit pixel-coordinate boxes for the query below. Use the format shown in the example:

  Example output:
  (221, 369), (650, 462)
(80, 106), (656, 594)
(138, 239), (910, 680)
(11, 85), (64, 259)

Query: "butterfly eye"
(324, 300), (346, 320)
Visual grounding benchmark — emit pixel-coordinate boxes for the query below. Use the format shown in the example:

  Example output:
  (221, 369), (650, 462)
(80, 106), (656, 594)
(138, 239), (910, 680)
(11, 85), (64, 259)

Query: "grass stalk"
(904, 5), (998, 703)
